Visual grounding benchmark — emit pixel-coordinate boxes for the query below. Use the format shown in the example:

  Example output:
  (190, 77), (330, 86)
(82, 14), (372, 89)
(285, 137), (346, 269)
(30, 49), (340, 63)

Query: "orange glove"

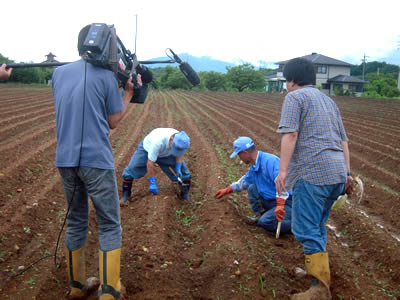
(215, 186), (233, 199)
(274, 197), (286, 221)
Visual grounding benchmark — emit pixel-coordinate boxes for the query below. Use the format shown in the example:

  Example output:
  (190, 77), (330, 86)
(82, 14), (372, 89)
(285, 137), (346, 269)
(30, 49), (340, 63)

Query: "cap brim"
(171, 148), (186, 157)
(229, 152), (238, 159)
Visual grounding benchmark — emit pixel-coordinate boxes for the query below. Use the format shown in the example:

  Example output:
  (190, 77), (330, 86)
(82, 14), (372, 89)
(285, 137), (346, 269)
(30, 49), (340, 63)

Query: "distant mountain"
(144, 53), (236, 73)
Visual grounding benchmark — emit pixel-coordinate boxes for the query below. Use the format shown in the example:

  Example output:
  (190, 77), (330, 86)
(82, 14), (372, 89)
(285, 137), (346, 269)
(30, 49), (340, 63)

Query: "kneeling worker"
(121, 128), (191, 203)
(215, 137), (292, 234)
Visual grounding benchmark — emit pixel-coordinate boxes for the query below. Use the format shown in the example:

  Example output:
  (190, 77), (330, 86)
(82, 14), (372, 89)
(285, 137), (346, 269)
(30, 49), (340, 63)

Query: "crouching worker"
(215, 137), (292, 234)
(121, 128), (191, 203)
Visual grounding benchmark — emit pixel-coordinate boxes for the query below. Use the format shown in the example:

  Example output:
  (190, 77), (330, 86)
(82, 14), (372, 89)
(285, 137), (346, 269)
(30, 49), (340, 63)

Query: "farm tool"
(168, 166), (189, 186)
(275, 191), (289, 239)
(0, 21), (200, 284)
(276, 221), (282, 239)
(225, 197), (260, 226)
(168, 166), (191, 200)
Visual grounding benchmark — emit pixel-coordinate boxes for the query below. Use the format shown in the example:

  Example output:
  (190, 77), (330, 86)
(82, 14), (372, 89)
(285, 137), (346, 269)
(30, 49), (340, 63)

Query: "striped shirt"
(277, 86), (348, 189)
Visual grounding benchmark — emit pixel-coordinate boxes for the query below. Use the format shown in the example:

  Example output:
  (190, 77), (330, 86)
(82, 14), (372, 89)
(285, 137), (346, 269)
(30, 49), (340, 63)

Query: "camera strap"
(109, 26), (118, 78)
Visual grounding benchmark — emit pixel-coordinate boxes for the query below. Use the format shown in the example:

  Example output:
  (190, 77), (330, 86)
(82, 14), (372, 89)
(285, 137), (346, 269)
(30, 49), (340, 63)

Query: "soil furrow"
(0, 120), (55, 151)
(0, 110), (55, 138)
(1, 86), (400, 299)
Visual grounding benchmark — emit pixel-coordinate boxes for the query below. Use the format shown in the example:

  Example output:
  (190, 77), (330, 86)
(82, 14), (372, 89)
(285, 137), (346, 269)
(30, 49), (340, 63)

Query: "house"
(266, 53), (367, 96)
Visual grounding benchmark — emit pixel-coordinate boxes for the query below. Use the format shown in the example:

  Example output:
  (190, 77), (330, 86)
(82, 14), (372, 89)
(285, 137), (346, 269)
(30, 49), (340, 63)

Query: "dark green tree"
(362, 76), (400, 98)
(351, 61), (398, 78)
(10, 67), (42, 83)
(1, 53), (55, 84)
(225, 63), (266, 92)
(201, 71), (226, 91)
(159, 65), (192, 90)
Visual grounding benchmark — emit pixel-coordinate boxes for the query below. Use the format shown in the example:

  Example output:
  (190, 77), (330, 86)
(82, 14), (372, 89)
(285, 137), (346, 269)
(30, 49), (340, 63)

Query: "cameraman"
(52, 25), (134, 300)
(0, 64), (12, 80)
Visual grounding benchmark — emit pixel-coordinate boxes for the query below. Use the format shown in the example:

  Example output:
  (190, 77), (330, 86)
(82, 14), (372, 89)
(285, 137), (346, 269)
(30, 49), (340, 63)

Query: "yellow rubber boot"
(65, 247), (86, 299)
(291, 252), (331, 300)
(98, 248), (124, 299)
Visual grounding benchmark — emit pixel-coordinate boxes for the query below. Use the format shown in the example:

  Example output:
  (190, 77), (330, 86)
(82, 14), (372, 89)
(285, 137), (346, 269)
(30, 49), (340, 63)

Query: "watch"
(347, 172), (352, 176)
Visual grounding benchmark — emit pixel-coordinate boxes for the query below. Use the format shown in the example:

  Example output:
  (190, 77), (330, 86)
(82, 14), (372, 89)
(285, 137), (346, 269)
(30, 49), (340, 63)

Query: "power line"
(361, 53), (369, 81)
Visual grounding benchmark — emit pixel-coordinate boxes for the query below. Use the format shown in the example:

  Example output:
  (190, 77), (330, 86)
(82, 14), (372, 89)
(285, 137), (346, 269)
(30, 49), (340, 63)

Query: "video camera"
(3, 23), (200, 104)
(80, 23), (153, 103)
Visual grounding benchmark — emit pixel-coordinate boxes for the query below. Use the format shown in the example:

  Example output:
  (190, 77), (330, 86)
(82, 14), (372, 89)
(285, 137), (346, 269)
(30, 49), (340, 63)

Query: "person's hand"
(275, 170), (287, 196)
(215, 186), (233, 199)
(174, 162), (183, 180)
(0, 64), (12, 80)
(136, 73), (143, 86)
(124, 76), (135, 94)
(345, 175), (354, 192)
(148, 177), (158, 195)
(274, 197), (286, 221)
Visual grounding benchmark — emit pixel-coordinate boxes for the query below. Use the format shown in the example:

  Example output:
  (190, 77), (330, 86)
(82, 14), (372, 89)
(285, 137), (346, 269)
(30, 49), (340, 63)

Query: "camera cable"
(0, 61), (88, 278)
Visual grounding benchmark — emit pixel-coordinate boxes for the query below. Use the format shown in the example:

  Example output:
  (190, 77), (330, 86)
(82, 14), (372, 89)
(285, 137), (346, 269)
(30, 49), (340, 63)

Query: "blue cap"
(230, 137), (254, 158)
(171, 131), (190, 157)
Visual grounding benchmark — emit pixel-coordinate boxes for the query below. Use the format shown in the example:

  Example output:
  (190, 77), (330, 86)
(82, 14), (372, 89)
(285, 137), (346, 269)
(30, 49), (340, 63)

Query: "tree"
(1, 54), (55, 84)
(362, 76), (400, 98)
(159, 65), (192, 90)
(201, 71), (226, 91)
(351, 61), (398, 78)
(225, 63), (266, 92)
(10, 67), (43, 84)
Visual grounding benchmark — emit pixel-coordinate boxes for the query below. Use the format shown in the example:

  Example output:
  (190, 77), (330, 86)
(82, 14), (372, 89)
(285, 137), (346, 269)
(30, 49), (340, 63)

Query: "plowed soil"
(0, 84), (399, 299)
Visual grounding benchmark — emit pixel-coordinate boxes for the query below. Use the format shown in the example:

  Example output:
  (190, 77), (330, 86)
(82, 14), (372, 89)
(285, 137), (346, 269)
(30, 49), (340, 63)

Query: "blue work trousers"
(58, 167), (122, 252)
(248, 184), (292, 233)
(122, 142), (191, 181)
(292, 179), (344, 254)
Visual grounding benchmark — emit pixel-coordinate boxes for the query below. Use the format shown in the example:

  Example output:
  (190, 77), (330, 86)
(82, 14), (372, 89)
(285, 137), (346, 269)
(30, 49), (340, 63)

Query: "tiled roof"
(327, 75), (368, 83)
(277, 53), (352, 67)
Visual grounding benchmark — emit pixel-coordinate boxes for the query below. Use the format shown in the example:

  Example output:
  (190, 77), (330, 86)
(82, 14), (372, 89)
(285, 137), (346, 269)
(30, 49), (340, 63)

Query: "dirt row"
(0, 85), (399, 299)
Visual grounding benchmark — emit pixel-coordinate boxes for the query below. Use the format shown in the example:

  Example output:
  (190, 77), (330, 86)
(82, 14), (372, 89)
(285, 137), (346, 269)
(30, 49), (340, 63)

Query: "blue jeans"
(58, 167), (122, 251)
(248, 184), (292, 233)
(122, 142), (191, 181)
(292, 179), (345, 254)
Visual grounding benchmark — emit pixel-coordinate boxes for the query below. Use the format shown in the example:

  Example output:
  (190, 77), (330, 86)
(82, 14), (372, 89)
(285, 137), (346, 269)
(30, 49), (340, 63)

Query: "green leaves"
(226, 63), (266, 92)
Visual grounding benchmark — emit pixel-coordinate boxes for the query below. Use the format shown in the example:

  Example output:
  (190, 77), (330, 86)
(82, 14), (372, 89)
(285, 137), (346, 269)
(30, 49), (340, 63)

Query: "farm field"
(0, 84), (399, 299)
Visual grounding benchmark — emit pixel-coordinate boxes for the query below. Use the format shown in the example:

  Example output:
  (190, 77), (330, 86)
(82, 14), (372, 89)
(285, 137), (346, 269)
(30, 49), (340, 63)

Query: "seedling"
(0, 251), (5, 262)
(259, 275), (265, 291)
(57, 210), (66, 224)
(195, 225), (204, 233)
(27, 279), (36, 285)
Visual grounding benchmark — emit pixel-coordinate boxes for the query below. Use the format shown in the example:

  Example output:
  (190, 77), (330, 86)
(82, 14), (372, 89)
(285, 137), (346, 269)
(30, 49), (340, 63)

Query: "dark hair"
(283, 58), (316, 86)
(246, 145), (256, 152)
(77, 25), (91, 55)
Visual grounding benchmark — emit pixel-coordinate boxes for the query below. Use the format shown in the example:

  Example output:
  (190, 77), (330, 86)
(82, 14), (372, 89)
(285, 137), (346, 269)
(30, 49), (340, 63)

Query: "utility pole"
(397, 45), (400, 89)
(361, 53), (369, 81)
(398, 67), (400, 90)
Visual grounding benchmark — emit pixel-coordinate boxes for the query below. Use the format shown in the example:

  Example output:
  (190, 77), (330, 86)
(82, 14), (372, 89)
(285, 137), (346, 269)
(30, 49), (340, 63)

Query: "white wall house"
(266, 53), (367, 96)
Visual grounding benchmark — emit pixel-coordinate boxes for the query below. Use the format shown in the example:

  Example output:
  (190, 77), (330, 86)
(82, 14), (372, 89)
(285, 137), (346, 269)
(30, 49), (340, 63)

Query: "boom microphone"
(168, 49), (200, 86)
(179, 62), (200, 86)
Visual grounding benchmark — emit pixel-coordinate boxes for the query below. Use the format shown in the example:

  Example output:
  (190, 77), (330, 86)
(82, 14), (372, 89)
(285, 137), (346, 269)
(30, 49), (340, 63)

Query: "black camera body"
(81, 23), (151, 103)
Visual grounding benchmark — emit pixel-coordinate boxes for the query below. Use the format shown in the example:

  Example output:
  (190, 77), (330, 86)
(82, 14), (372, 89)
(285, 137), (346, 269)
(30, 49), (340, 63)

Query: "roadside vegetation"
(2, 53), (399, 99)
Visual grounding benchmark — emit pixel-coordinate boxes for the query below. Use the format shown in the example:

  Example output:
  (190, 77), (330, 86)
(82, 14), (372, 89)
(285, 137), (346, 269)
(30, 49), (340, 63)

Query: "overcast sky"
(1, 0), (399, 67)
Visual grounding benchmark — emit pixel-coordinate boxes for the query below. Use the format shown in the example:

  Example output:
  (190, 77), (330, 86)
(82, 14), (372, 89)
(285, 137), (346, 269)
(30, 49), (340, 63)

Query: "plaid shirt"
(277, 86), (348, 189)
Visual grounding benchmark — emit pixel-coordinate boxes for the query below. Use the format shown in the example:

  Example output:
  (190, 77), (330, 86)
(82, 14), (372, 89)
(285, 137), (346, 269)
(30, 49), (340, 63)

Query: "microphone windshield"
(179, 62), (200, 86)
